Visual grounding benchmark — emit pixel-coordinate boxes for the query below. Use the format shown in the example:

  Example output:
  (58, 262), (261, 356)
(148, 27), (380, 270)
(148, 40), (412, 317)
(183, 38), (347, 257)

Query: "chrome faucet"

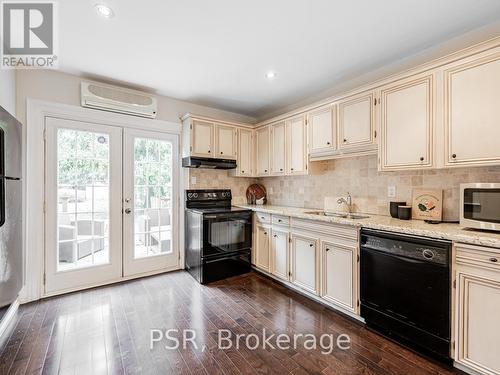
(337, 192), (352, 213)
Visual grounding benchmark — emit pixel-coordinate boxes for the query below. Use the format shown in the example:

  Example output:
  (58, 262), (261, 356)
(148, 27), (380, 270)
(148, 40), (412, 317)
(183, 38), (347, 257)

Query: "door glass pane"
(133, 138), (172, 258)
(56, 129), (110, 271)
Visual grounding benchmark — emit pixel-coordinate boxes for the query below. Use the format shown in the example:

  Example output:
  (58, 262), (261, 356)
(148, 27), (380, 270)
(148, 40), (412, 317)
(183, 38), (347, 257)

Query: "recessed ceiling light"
(95, 4), (114, 18)
(266, 71), (277, 80)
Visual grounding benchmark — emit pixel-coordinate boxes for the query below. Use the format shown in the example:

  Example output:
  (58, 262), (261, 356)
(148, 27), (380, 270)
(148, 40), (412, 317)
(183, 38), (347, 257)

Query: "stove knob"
(188, 193), (193, 198)
(193, 193), (198, 198)
(222, 192), (226, 197)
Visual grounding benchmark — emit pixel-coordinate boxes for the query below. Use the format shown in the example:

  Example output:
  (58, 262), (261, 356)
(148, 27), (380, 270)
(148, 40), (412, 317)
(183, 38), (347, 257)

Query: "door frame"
(24, 99), (184, 302)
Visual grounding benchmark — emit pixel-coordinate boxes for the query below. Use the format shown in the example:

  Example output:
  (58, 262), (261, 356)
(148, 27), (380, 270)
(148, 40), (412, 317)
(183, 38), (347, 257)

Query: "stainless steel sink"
(304, 211), (370, 220)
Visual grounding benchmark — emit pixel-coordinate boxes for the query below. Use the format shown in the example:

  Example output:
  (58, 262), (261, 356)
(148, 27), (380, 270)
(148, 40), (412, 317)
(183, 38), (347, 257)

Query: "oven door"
(202, 211), (252, 257)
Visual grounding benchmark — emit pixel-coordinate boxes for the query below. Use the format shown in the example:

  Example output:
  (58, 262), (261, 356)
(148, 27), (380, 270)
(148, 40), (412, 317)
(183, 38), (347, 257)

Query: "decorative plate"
(411, 189), (443, 221)
(246, 184), (267, 204)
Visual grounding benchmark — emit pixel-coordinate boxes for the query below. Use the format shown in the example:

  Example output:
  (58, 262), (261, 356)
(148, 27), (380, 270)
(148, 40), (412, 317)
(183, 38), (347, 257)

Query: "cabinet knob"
(326, 141), (331, 145)
(343, 139), (347, 143)
(452, 153), (457, 159)
(326, 248), (330, 252)
(290, 168), (294, 171)
(208, 150), (211, 153)
(264, 169), (268, 173)
(273, 234), (277, 238)
(420, 157), (424, 162)
(309, 243), (314, 247)
(280, 168), (283, 171)
(490, 258), (498, 263)
(241, 170), (245, 174)
(220, 151), (223, 155)
(278, 219), (282, 222)
(264, 232), (267, 235)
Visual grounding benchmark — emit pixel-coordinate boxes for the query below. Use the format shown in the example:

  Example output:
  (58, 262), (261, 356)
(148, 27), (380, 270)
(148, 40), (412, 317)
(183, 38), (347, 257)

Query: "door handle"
(124, 208), (132, 214)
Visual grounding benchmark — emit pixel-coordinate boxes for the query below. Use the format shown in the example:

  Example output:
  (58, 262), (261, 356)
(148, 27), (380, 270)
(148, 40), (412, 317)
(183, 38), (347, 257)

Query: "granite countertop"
(237, 204), (500, 249)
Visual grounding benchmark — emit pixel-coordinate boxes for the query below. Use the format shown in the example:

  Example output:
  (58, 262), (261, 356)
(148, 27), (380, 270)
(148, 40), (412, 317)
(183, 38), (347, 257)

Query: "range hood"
(182, 156), (237, 169)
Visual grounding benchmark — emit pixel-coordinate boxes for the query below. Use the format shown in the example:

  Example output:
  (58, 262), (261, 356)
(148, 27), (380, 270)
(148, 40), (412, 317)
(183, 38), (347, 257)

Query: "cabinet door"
(456, 272), (500, 375)
(215, 124), (237, 159)
(444, 54), (500, 166)
(191, 120), (214, 157)
(255, 225), (270, 271)
(256, 126), (270, 176)
(287, 116), (307, 175)
(271, 122), (286, 175)
(321, 241), (357, 312)
(380, 75), (433, 170)
(338, 92), (375, 152)
(290, 233), (319, 294)
(271, 228), (289, 281)
(237, 128), (253, 176)
(308, 105), (335, 154)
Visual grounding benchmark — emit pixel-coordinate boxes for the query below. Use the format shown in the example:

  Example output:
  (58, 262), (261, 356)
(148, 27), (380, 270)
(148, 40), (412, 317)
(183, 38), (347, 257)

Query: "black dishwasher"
(360, 229), (452, 362)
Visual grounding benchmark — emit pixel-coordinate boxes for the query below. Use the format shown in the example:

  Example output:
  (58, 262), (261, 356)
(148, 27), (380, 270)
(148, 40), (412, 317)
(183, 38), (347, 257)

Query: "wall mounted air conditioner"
(81, 81), (158, 118)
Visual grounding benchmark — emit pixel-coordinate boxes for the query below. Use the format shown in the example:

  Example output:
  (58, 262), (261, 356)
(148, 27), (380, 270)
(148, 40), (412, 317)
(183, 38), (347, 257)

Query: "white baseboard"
(0, 299), (20, 341)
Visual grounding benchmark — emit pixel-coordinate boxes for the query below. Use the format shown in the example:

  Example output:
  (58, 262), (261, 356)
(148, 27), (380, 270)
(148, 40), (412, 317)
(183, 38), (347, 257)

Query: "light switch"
(388, 185), (396, 198)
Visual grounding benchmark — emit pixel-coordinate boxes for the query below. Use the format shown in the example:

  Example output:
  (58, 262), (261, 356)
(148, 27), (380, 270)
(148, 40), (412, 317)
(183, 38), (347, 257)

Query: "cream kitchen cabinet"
(337, 91), (376, 154)
(308, 104), (336, 158)
(455, 243), (500, 375)
(286, 115), (308, 175)
(321, 240), (358, 314)
(215, 124), (237, 160)
(443, 53), (500, 167)
(270, 121), (287, 175)
(231, 128), (253, 177)
(190, 119), (214, 157)
(255, 224), (271, 271)
(290, 233), (320, 295)
(379, 74), (434, 171)
(256, 126), (270, 176)
(270, 227), (289, 281)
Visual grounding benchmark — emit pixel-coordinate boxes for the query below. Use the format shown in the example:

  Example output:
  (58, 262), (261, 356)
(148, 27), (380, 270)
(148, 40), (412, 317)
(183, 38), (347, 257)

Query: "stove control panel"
(185, 189), (232, 201)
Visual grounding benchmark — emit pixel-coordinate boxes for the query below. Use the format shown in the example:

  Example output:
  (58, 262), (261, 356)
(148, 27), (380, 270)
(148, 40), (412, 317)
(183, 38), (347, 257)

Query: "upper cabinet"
(256, 126), (271, 176)
(270, 121), (287, 175)
(182, 115), (240, 161)
(443, 53), (500, 167)
(337, 91), (376, 154)
(379, 74), (434, 171)
(215, 124), (237, 160)
(308, 105), (336, 158)
(287, 115), (308, 175)
(230, 128), (253, 177)
(191, 119), (214, 158)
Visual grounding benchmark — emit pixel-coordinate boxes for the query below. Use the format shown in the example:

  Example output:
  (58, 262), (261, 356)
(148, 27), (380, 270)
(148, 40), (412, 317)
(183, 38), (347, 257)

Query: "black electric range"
(184, 189), (252, 284)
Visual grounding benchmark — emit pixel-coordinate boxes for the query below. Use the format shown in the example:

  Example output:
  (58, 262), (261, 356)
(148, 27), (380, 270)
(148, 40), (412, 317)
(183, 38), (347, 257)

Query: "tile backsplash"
(187, 169), (255, 204)
(256, 155), (500, 221)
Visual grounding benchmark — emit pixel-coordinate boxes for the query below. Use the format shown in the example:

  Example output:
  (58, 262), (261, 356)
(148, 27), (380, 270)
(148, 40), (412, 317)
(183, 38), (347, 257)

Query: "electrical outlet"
(191, 176), (197, 185)
(388, 185), (396, 198)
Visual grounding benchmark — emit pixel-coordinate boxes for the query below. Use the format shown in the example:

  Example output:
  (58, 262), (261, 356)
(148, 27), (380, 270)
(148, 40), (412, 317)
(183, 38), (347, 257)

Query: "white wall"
(0, 70), (16, 116)
(15, 69), (255, 125)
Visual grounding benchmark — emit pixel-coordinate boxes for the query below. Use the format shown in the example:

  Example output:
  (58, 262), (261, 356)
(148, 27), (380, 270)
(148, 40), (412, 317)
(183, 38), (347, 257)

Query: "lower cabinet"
(455, 244), (500, 375)
(270, 227), (289, 281)
(290, 233), (320, 295)
(255, 224), (270, 271)
(321, 241), (358, 313)
(252, 213), (359, 318)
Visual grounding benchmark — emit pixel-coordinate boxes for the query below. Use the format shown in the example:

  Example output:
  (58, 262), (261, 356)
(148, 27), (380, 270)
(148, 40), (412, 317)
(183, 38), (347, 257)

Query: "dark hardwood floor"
(0, 271), (462, 375)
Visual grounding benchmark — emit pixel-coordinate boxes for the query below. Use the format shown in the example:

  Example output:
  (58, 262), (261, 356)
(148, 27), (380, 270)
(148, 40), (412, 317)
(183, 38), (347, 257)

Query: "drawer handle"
(490, 258), (498, 263)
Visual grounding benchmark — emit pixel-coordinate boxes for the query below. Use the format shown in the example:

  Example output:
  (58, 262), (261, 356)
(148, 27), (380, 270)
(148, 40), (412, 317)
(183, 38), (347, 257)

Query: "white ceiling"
(59, 0), (500, 120)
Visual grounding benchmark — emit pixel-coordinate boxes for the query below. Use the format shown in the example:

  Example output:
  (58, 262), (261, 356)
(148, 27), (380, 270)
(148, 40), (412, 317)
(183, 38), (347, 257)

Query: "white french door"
(45, 118), (180, 295)
(122, 128), (179, 276)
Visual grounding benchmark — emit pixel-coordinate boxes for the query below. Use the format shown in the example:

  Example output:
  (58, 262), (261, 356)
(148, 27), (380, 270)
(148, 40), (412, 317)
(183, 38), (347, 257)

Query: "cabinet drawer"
(255, 212), (271, 224)
(456, 243), (500, 272)
(272, 215), (289, 226)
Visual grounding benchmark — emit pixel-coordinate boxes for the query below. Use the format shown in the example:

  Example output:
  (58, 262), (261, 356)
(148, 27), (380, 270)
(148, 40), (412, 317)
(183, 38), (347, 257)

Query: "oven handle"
(203, 213), (251, 220)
